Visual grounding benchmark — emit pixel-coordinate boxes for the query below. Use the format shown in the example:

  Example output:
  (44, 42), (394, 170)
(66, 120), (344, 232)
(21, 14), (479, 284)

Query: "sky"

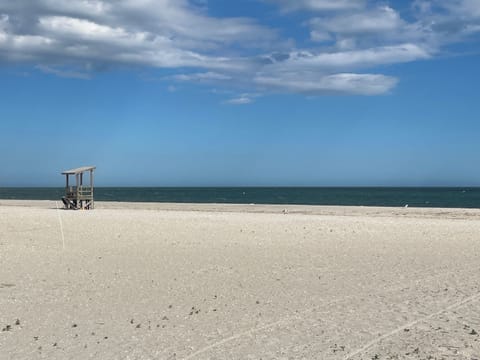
(0, 0), (480, 187)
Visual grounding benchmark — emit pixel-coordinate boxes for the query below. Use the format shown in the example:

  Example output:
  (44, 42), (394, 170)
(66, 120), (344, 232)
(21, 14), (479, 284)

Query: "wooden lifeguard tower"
(61, 166), (96, 210)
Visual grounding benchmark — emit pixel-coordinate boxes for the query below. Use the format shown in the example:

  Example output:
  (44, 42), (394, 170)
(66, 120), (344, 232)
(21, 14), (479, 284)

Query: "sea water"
(0, 187), (479, 208)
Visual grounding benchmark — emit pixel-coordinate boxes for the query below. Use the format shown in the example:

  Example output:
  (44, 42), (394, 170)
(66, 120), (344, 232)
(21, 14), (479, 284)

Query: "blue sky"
(0, 0), (480, 186)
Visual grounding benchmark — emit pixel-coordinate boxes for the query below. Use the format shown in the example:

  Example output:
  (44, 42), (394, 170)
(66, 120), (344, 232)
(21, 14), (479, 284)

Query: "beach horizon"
(1, 186), (480, 209)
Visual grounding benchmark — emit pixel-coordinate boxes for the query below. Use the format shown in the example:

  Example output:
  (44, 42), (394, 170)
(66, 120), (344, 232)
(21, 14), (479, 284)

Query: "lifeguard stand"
(61, 166), (96, 210)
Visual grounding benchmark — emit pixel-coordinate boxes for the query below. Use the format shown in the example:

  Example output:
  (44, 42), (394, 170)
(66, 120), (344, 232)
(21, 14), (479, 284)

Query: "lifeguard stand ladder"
(61, 166), (96, 210)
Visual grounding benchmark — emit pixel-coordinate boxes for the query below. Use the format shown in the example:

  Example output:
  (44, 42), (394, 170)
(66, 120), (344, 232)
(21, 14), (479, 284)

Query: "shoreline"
(1, 187), (479, 211)
(1, 199), (480, 220)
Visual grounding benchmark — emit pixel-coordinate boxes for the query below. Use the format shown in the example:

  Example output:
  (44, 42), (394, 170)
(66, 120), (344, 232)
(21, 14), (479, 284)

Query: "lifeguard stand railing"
(61, 166), (96, 210)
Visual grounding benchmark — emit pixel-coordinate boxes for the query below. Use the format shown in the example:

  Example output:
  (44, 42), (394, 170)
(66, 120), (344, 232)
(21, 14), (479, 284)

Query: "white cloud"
(412, 0), (432, 14)
(441, 0), (480, 17)
(172, 71), (232, 82)
(0, 1), (264, 71)
(409, 0), (480, 43)
(266, 44), (430, 72)
(0, 0), (276, 69)
(0, 23), (56, 62)
(310, 30), (332, 42)
(255, 73), (398, 95)
(112, 0), (277, 48)
(0, 13), (8, 31)
(269, 0), (366, 12)
(44, 0), (110, 16)
(36, 64), (91, 79)
(0, 0), (479, 100)
(335, 38), (357, 50)
(38, 16), (150, 44)
(309, 6), (403, 36)
(225, 94), (255, 104)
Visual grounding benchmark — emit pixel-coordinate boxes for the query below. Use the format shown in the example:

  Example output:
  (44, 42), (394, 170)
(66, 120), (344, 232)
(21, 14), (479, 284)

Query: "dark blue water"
(0, 187), (479, 208)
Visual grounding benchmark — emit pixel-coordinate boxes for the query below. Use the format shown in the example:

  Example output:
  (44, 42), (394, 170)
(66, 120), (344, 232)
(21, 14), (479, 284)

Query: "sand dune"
(1, 200), (480, 359)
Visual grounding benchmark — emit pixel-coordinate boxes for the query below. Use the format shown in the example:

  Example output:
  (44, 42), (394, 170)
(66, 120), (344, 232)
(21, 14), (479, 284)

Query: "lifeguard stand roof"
(61, 166), (96, 175)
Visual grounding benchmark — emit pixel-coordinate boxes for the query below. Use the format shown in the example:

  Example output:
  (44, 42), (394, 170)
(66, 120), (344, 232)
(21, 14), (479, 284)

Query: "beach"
(1, 200), (480, 359)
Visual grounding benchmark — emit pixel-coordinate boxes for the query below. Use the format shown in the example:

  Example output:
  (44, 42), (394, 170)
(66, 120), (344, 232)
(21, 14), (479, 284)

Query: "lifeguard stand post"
(61, 166), (96, 210)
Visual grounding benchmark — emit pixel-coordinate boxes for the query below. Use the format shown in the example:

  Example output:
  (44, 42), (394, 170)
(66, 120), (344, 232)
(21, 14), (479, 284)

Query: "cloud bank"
(0, 0), (479, 101)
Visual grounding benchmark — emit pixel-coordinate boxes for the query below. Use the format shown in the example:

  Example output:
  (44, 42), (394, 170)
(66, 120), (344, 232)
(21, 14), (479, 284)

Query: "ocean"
(0, 187), (479, 208)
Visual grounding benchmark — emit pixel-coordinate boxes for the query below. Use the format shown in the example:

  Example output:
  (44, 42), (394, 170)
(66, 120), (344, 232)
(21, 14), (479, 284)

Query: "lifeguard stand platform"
(61, 166), (96, 210)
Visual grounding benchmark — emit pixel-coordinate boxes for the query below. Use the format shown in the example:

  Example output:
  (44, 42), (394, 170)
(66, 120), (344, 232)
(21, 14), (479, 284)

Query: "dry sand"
(1, 200), (480, 359)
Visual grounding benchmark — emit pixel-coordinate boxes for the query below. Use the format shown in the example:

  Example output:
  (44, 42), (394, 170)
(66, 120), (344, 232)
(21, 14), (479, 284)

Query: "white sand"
(1, 200), (480, 359)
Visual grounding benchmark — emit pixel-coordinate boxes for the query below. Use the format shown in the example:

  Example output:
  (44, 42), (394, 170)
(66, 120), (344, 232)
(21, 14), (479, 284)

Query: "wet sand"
(1, 200), (480, 359)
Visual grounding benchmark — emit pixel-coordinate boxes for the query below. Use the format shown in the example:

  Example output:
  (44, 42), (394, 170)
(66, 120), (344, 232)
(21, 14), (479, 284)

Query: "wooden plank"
(61, 166), (96, 175)
(91, 169), (94, 209)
